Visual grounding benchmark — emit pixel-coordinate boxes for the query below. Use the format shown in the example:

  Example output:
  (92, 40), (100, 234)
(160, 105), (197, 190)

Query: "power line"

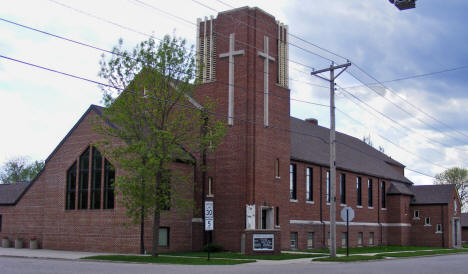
(344, 64), (468, 88)
(0, 52), (434, 180)
(0, 17), (328, 107)
(346, 70), (468, 149)
(190, 0), (334, 63)
(352, 63), (468, 141)
(337, 84), (468, 154)
(41, 1), (329, 89)
(187, 0), (468, 145)
(336, 108), (449, 170)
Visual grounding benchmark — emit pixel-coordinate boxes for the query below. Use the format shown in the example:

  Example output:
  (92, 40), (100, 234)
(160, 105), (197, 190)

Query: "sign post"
(205, 201), (214, 260)
(340, 206), (355, 256)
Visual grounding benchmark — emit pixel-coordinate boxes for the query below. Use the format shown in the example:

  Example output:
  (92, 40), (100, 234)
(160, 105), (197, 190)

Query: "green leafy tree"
(434, 167), (468, 211)
(96, 35), (225, 256)
(0, 157), (45, 184)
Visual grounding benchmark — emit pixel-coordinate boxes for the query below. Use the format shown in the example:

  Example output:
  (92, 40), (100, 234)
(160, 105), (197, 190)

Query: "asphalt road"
(1, 254), (468, 274)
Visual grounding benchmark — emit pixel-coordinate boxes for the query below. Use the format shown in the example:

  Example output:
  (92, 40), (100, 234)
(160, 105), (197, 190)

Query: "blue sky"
(1, 0), (467, 185)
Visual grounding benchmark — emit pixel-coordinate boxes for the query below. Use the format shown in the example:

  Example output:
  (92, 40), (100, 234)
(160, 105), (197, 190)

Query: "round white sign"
(340, 206), (355, 222)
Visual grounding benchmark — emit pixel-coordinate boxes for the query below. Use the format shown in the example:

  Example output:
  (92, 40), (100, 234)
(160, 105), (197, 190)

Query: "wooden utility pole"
(311, 61), (351, 258)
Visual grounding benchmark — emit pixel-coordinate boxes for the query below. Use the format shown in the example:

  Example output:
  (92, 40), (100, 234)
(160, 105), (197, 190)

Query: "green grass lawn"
(162, 251), (323, 260)
(82, 255), (255, 265)
(313, 248), (468, 262)
(301, 245), (446, 254)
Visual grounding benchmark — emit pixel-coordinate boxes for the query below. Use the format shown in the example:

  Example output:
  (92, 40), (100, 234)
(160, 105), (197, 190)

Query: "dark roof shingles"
(290, 117), (411, 184)
(410, 184), (455, 205)
(0, 182), (30, 205)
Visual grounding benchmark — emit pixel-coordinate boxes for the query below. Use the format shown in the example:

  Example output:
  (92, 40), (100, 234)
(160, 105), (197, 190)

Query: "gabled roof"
(0, 105), (104, 206)
(290, 117), (412, 184)
(410, 184), (456, 205)
(387, 181), (414, 196)
(461, 213), (468, 227)
(0, 182), (31, 205)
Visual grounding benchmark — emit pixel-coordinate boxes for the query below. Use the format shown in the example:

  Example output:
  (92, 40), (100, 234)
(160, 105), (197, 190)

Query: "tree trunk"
(151, 210), (160, 256)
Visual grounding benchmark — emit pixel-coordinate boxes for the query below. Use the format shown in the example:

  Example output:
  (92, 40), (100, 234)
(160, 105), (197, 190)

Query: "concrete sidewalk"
(0, 247), (111, 260)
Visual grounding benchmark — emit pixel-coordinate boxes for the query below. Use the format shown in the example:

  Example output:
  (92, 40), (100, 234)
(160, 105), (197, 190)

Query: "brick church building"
(0, 7), (463, 254)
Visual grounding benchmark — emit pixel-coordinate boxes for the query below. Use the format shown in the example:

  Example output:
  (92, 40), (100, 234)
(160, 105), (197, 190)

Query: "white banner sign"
(205, 201), (214, 231)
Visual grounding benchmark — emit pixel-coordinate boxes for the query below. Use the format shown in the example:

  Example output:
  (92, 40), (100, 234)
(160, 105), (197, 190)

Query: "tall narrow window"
(66, 162), (77, 210)
(369, 232), (374, 245)
(275, 207), (279, 226)
(208, 177), (213, 196)
(290, 232), (298, 249)
(326, 171), (330, 203)
(341, 232), (347, 248)
(78, 147), (90, 210)
(290, 164), (297, 200)
(368, 179), (373, 207)
(103, 159), (115, 209)
(307, 232), (314, 249)
(357, 232), (363, 247)
(340, 173), (346, 204)
(356, 177), (362, 206)
(275, 158), (280, 178)
(159, 227), (169, 247)
(381, 181), (386, 208)
(306, 167), (313, 201)
(91, 148), (102, 210)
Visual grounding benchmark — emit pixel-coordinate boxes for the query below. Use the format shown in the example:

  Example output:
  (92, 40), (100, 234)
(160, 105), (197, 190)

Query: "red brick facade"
(0, 7), (463, 254)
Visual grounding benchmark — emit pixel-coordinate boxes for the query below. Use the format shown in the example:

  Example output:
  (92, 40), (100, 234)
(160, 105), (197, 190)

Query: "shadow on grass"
(162, 252), (323, 260)
(82, 255), (255, 265)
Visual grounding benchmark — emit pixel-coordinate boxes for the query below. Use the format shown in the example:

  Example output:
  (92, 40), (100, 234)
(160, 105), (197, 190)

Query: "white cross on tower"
(258, 36), (275, 127)
(219, 33), (244, 126)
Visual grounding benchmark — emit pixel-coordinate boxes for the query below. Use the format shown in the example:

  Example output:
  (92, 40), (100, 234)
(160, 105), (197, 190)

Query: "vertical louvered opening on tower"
(277, 21), (289, 89)
(196, 16), (217, 83)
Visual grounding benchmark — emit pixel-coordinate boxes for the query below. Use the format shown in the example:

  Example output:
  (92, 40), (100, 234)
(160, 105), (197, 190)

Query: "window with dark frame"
(306, 167), (313, 201)
(414, 210), (419, 218)
(307, 232), (314, 249)
(436, 224), (442, 233)
(326, 171), (330, 203)
(290, 232), (298, 249)
(208, 177), (213, 196)
(368, 179), (373, 207)
(290, 164), (297, 200)
(340, 173), (346, 204)
(103, 159), (115, 209)
(159, 227), (169, 247)
(275, 207), (279, 226)
(381, 181), (386, 208)
(78, 147), (90, 210)
(425, 217), (431, 226)
(356, 177), (362, 206)
(275, 158), (280, 178)
(66, 146), (115, 211)
(90, 148), (102, 210)
(66, 162), (77, 210)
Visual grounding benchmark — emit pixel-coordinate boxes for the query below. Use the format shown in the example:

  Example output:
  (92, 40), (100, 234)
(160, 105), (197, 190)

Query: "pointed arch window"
(66, 146), (115, 210)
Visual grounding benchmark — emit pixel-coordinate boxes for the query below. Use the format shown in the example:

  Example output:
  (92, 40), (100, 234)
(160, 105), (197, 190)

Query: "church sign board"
(253, 234), (274, 251)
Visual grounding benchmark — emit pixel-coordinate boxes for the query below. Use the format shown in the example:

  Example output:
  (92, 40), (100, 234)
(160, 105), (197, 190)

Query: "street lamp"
(389, 0), (417, 10)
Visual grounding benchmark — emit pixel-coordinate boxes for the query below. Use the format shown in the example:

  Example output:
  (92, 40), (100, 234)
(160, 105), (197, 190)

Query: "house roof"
(290, 117), (412, 184)
(0, 182), (31, 205)
(387, 181), (414, 196)
(410, 184), (455, 205)
(461, 213), (468, 227)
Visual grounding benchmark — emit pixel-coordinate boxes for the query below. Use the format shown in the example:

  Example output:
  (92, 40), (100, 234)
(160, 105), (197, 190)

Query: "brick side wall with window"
(0, 108), (196, 253)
